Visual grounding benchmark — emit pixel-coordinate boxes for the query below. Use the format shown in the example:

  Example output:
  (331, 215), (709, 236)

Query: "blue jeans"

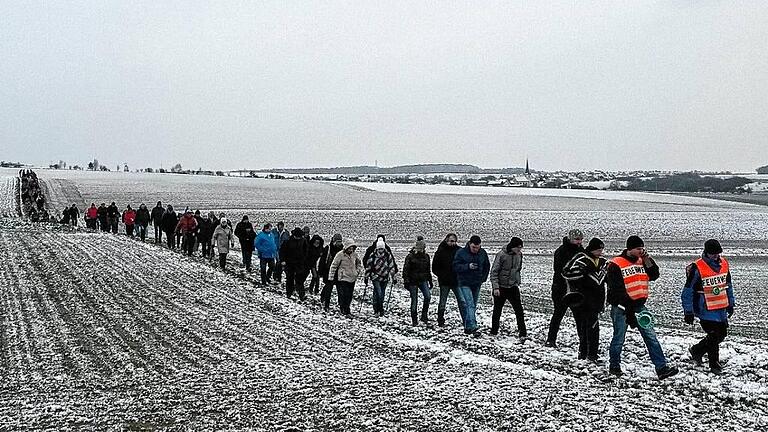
(438, 284), (465, 325)
(609, 305), (668, 370)
(458, 285), (481, 331)
(372, 279), (388, 314)
(408, 282), (431, 321)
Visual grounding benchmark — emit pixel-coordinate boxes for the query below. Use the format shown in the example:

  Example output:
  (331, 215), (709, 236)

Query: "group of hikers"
(59, 201), (735, 380)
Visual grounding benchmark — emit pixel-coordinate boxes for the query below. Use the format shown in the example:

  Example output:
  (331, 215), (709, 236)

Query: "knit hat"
(469, 235), (482, 245)
(568, 229), (584, 241)
(586, 237), (604, 252)
(343, 238), (357, 250)
(220, 218), (228, 226)
(414, 239), (426, 252)
(292, 227), (304, 237)
(626, 235), (644, 250)
(508, 237), (523, 249)
(331, 233), (342, 243)
(704, 239), (723, 255)
(376, 238), (386, 250)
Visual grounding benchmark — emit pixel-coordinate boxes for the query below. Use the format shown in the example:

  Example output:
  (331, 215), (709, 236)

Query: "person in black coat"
(161, 205), (178, 249)
(135, 203), (151, 241)
(106, 202), (120, 234)
(403, 238), (433, 326)
(319, 234), (344, 311)
(307, 234), (325, 294)
(96, 203), (108, 232)
(562, 238), (608, 362)
(432, 233), (465, 327)
(197, 214), (215, 258)
(234, 215), (256, 272)
(545, 229), (585, 347)
(151, 201), (165, 243)
(280, 227), (310, 300)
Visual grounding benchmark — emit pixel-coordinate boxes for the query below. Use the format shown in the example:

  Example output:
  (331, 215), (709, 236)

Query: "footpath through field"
(0, 219), (766, 430)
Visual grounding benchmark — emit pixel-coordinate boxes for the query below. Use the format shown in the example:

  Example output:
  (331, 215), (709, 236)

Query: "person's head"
(242, 215), (249, 221)
(156, 201), (162, 207)
(220, 217), (228, 226)
(208, 211), (216, 219)
(343, 238), (357, 253)
(167, 204), (173, 211)
(568, 229), (584, 246)
(195, 210), (200, 216)
(376, 238), (386, 250)
(303, 226), (310, 236)
(291, 227), (304, 238)
(312, 236), (322, 247)
(202, 213), (209, 220)
(413, 238), (426, 253)
(219, 212), (226, 218)
(331, 233), (343, 246)
(140, 203), (146, 209)
(263, 223), (272, 232)
(90, 203), (96, 207)
(277, 221), (284, 230)
(185, 209), (192, 215)
(704, 239), (723, 259)
(443, 233), (458, 246)
(507, 237), (523, 254)
(469, 235), (482, 254)
(625, 235), (645, 257)
(126, 205), (132, 210)
(111, 201), (115, 206)
(100, 202), (105, 207)
(586, 237), (605, 258)
(71, 204), (76, 208)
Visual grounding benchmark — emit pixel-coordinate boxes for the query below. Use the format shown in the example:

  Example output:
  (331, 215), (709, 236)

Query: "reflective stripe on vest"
(612, 256), (649, 300)
(695, 258), (730, 311)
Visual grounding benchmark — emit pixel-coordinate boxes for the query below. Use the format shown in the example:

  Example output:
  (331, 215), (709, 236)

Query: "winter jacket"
(402, 251), (432, 286)
(197, 219), (215, 242)
(552, 237), (585, 294)
(491, 249), (523, 290)
(234, 221), (257, 246)
(606, 250), (660, 309)
(363, 240), (397, 273)
(562, 252), (608, 312)
(328, 240), (363, 283)
(212, 225), (233, 254)
(107, 204), (119, 219)
(280, 234), (309, 272)
(255, 231), (278, 259)
(320, 242), (345, 283)
(432, 241), (460, 287)
(307, 235), (325, 270)
(453, 244), (490, 287)
(272, 228), (290, 259)
(365, 248), (398, 282)
(161, 210), (178, 233)
(135, 207), (151, 226)
(681, 254), (735, 322)
(151, 205), (165, 225)
(176, 214), (198, 234)
(122, 209), (136, 226)
(86, 206), (98, 220)
(97, 205), (108, 222)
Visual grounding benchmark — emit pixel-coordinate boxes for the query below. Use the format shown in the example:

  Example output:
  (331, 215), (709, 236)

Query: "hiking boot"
(609, 367), (623, 377)
(544, 340), (557, 348)
(689, 347), (703, 366)
(588, 356), (604, 366)
(464, 327), (479, 335)
(656, 365), (679, 380)
(710, 362), (723, 375)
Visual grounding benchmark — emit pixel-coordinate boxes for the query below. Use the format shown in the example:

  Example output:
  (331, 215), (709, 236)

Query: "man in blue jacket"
(453, 235), (490, 335)
(255, 223), (278, 285)
(682, 239), (735, 375)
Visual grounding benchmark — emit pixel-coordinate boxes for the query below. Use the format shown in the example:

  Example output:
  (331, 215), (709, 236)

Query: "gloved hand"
(626, 310), (638, 329)
(469, 263), (479, 270)
(493, 288), (500, 297)
(684, 314), (694, 325)
(727, 307), (734, 318)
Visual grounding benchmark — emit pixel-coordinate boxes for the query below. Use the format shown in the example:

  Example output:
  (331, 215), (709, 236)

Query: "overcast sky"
(2, 1), (767, 172)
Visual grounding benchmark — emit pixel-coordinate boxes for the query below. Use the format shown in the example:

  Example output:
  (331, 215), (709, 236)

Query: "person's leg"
(342, 282), (354, 315)
(274, 260), (283, 282)
(490, 292), (505, 335)
(572, 307), (587, 359)
(267, 259), (274, 282)
(459, 285), (476, 332)
(219, 253), (227, 269)
(509, 287), (526, 337)
(259, 259), (269, 284)
(437, 285), (450, 325)
(547, 289), (568, 345)
(126, 225), (133, 237)
(635, 306), (669, 370)
(419, 282), (431, 322)
(321, 282), (333, 310)
(408, 285), (419, 325)
(285, 269), (296, 298)
(451, 285), (466, 324)
(587, 310), (600, 360)
(699, 320), (728, 369)
(371, 280), (383, 314)
(296, 270), (308, 300)
(609, 305), (627, 370)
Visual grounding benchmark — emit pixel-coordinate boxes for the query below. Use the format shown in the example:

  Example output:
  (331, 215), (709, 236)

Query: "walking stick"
(385, 279), (395, 312)
(358, 282), (368, 314)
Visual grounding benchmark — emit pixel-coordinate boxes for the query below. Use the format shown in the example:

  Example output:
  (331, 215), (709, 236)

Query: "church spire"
(525, 158), (530, 176)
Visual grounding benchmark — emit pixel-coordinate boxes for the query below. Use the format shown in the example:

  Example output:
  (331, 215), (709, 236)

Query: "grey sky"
(2, 1), (767, 172)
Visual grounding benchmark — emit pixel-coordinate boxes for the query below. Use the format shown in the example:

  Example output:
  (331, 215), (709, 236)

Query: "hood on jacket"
(291, 227), (304, 238)
(310, 234), (324, 248)
(343, 238), (357, 251)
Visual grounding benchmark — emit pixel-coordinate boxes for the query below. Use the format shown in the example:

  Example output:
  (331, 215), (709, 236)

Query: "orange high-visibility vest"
(695, 258), (730, 311)
(612, 256), (649, 300)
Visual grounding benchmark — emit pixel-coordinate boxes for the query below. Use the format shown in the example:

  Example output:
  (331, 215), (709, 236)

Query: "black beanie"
(626, 235), (644, 250)
(586, 237), (604, 252)
(507, 237), (523, 250)
(469, 235), (482, 245)
(704, 239), (723, 255)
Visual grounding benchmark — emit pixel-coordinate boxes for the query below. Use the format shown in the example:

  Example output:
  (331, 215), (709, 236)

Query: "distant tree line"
(618, 173), (752, 193)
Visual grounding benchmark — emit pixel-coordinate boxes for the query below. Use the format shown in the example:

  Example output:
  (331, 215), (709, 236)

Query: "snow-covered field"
(0, 220), (766, 430)
(0, 176), (19, 217)
(2, 169), (768, 429)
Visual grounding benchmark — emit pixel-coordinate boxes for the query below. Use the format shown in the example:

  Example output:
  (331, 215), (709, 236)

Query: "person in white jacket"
(328, 238), (363, 316)
(212, 218), (234, 269)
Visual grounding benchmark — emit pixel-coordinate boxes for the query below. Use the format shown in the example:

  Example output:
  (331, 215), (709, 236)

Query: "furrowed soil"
(1, 219), (767, 430)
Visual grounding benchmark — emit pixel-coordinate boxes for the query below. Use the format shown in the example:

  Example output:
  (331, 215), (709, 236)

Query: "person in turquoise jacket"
(681, 239), (735, 375)
(255, 224), (278, 285)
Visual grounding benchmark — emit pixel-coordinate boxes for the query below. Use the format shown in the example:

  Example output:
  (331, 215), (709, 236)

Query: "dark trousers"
(109, 217), (118, 234)
(165, 231), (175, 249)
(240, 242), (253, 270)
(136, 224), (147, 241)
(547, 288), (570, 343)
(86, 219), (97, 229)
(285, 269), (309, 299)
(274, 260), (283, 282)
(126, 224), (134, 237)
(691, 320), (728, 368)
(491, 287), (526, 337)
(336, 281), (354, 315)
(98, 218), (108, 232)
(201, 239), (212, 258)
(218, 253), (228, 269)
(259, 258), (275, 284)
(308, 274), (320, 294)
(175, 231), (182, 249)
(154, 224), (163, 243)
(184, 233), (195, 256)
(321, 281), (335, 310)
(572, 307), (600, 359)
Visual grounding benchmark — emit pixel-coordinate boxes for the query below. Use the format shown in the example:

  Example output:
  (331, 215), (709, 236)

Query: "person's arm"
(606, 262), (632, 309)
(328, 252), (342, 281)
(481, 251), (491, 282)
(402, 255), (411, 285)
(681, 265), (699, 315)
(453, 251), (469, 274)
(490, 252), (501, 290)
(726, 271), (735, 317)
(562, 254), (586, 281)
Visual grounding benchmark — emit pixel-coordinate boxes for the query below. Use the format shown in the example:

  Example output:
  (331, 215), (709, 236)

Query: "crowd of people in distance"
(53, 201), (735, 380)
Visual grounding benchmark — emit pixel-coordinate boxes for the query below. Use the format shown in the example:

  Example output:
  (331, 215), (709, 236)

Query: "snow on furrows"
(0, 220), (766, 430)
(0, 177), (20, 217)
(38, 177), (87, 214)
